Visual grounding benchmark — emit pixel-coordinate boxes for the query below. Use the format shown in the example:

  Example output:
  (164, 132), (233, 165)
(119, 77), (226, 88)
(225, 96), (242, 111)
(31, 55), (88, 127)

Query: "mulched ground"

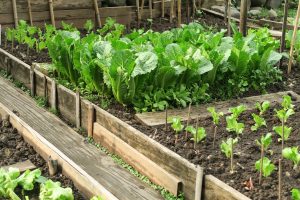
(0, 120), (87, 200)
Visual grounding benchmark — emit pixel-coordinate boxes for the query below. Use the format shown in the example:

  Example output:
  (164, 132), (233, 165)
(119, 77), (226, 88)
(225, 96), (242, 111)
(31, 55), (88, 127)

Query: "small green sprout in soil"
(229, 105), (247, 119)
(168, 116), (184, 144)
(226, 115), (244, 135)
(255, 157), (276, 178)
(220, 137), (238, 174)
(255, 101), (270, 115)
(282, 147), (300, 170)
(251, 113), (267, 131)
(207, 107), (223, 148)
(292, 188), (300, 200)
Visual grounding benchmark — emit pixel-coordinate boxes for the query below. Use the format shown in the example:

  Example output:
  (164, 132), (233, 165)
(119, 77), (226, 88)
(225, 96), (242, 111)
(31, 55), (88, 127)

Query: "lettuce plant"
(273, 126), (292, 142)
(226, 115), (244, 135)
(168, 117), (184, 144)
(207, 107), (223, 148)
(39, 180), (74, 200)
(255, 101), (270, 115)
(292, 188), (300, 200)
(186, 126), (206, 148)
(283, 147), (300, 170)
(84, 20), (94, 33)
(0, 168), (20, 199)
(220, 137), (238, 173)
(229, 105), (247, 118)
(251, 113), (267, 131)
(256, 133), (272, 184)
(255, 157), (276, 178)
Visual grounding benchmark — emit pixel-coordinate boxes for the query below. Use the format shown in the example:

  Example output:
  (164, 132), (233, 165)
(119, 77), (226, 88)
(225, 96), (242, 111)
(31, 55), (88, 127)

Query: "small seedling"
(282, 95), (294, 110)
(291, 188), (300, 200)
(251, 113), (267, 131)
(283, 147), (300, 170)
(256, 133), (272, 184)
(226, 115), (244, 135)
(229, 105), (247, 118)
(220, 137), (238, 173)
(255, 101), (270, 115)
(168, 116), (184, 144)
(207, 107), (224, 148)
(186, 126), (206, 148)
(273, 126), (292, 142)
(84, 20), (94, 33)
(255, 157), (276, 178)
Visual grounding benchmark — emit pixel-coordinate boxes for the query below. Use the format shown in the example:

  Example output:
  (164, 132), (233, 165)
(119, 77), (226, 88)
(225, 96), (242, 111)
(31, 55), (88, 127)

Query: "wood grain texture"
(0, 76), (163, 200)
(136, 91), (300, 126)
(93, 122), (182, 196)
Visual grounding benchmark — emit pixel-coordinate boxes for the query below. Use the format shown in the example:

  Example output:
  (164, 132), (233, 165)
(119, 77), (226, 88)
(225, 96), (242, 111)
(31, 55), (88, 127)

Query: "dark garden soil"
(0, 120), (87, 200)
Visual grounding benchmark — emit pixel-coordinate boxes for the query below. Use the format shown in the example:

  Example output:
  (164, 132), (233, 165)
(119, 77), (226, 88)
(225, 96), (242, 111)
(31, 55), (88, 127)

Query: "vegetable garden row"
(1, 16), (300, 200)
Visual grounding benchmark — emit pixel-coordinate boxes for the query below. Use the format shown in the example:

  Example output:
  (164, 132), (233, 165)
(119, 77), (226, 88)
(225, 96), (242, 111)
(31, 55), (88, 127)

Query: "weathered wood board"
(135, 91), (300, 126)
(0, 76), (163, 200)
(2, 160), (36, 172)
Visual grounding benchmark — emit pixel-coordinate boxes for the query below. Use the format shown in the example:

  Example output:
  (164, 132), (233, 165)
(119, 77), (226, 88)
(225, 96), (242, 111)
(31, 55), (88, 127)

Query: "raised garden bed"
(0, 119), (86, 200)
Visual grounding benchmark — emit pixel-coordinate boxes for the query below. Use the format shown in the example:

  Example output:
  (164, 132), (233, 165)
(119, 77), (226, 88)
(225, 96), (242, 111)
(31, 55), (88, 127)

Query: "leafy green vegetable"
(0, 168), (20, 200)
(256, 133), (272, 150)
(186, 126), (206, 143)
(229, 105), (247, 118)
(255, 157), (276, 177)
(39, 180), (74, 200)
(282, 95), (295, 110)
(84, 20), (94, 33)
(276, 108), (295, 123)
(292, 188), (300, 200)
(220, 138), (238, 158)
(226, 115), (244, 135)
(255, 101), (270, 115)
(168, 116), (184, 143)
(207, 107), (223, 125)
(17, 169), (42, 191)
(283, 147), (300, 169)
(273, 126), (292, 141)
(251, 113), (267, 131)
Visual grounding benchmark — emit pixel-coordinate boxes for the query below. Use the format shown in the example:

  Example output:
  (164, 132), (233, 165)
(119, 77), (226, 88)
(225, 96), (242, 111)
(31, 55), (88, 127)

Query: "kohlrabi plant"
(207, 107), (224, 148)
(226, 115), (244, 135)
(256, 133), (272, 184)
(168, 116), (184, 144)
(255, 101), (270, 115)
(251, 113), (267, 131)
(186, 126), (206, 148)
(283, 147), (300, 170)
(255, 157), (276, 178)
(220, 137), (238, 173)
(229, 105), (247, 118)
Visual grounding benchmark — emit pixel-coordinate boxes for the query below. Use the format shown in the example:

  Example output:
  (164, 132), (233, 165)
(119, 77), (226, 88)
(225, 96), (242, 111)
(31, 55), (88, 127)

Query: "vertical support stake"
(177, 0), (181, 27)
(93, 0), (102, 28)
(49, 0), (56, 28)
(30, 67), (35, 97)
(195, 165), (203, 200)
(27, 0), (33, 26)
(88, 103), (95, 138)
(239, 0), (248, 36)
(11, 0), (18, 28)
(162, 0), (165, 18)
(76, 89), (81, 129)
(51, 80), (57, 110)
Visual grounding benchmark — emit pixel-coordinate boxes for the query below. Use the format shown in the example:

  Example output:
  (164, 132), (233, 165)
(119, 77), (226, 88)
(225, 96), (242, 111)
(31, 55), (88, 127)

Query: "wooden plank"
(0, 76), (164, 200)
(93, 122), (182, 196)
(51, 79), (57, 110)
(30, 66), (35, 96)
(2, 160), (36, 172)
(76, 90), (81, 129)
(194, 166), (203, 200)
(135, 91), (300, 126)
(88, 103), (95, 137)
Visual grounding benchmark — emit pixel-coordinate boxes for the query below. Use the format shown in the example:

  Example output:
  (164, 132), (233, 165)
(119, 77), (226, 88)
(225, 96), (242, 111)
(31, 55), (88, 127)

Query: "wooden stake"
(162, 0), (165, 18)
(75, 89), (81, 129)
(230, 139), (234, 173)
(27, 0), (33, 26)
(47, 156), (58, 176)
(239, 0), (248, 36)
(43, 76), (48, 101)
(87, 103), (95, 138)
(30, 67), (35, 97)
(51, 80), (57, 110)
(259, 143), (264, 185)
(192, 0), (196, 18)
(170, 0), (174, 22)
(224, 0), (228, 23)
(278, 159), (282, 200)
(280, 0), (289, 54)
(165, 107), (168, 132)
(185, 103), (192, 140)
(212, 125), (217, 149)
(281, 120), (285, 158)
(136, 0), (141, 26)
(177, 0), (181, 27)
(48, 0), (55, 28)
(227, 0), (232, 36)
(140, 0), (145, 22)
(194, 116), (199, 149)
(186, 0), (190, 23)
(149, 0), (153, 19)
(195, 165), (203, 200)
(287, 0), (300, 74)
(93, 0), (102, 28)
(11, 0), (18, 28)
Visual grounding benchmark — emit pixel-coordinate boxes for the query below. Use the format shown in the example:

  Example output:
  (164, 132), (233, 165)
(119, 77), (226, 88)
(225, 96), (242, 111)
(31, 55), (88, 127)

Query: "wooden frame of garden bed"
(0, 48), (250, 200)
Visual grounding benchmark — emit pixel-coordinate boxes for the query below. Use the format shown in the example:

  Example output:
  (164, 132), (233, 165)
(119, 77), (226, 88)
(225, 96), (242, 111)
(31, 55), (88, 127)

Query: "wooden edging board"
(0, 48), (250, 200)
(0, 102), (119, 200)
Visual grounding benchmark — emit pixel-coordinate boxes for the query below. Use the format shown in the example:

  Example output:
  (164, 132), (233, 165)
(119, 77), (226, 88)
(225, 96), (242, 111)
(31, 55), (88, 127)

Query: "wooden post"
(47, 156), (58, 176)
(227, 0), (232, 36)
(186, 0), (190, 23)
(48, 0), (55, 28)
(43, 76), (48, 101)
(239, 0), (248, 36)
(27, 0), (33, 26)
(149, 0), (153, 19)
(11, 0), (18, 28)
(170, 0), (174, 22)
(162, 0), (165, 18)
(195, 165), (203, 200)
(93, 0), (102, 28)
(278, 159), (282, 200)
(87, 103), (95, 137)
(287, 0), (300, 74)
(51, 80), (57, 110)
(30, 67), (35, 97)
(280, 0), (289, 53)
(177, 0), (181, 27)
(136, 0), (141, 26)
(140, 0), (145, 22)
(192, 0), (196, 18)
(75, 89), (81, 129)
